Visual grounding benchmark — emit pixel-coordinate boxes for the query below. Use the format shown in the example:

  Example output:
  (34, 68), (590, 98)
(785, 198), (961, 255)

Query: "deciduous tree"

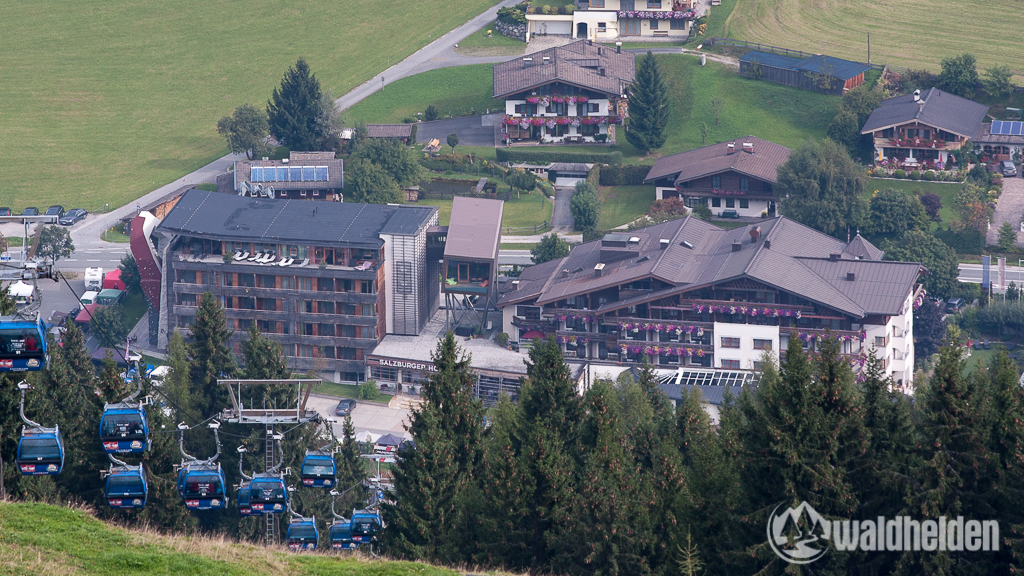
(530, 232), (570, 264)
(983, 65), (1014, 99)
(89, 304), (127, 347)
(343, 158), (402, 204)
(118, 253), (141, 294)
(775, 138), (867, 236)
(446, 132), (459, 154)
(569, 180), (599, 232)
(626, 52), (670, 154)
(350, 137), (422, 187)
(882, 229), (959, 296)
(36, 225), (74, 261)
(506, 168), (537, 198)
(217, 103), (272, 159)
(938, 53), (979, 99)
(999, 220), (1017, 252)
(867, 187), (930, 237)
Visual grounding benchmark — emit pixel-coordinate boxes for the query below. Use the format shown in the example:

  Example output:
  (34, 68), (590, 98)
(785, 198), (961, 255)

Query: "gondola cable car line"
(14, 381), (64, 476)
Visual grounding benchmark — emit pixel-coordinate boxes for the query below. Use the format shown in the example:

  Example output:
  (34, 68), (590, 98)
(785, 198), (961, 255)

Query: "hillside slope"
(0, 501), (456, 576)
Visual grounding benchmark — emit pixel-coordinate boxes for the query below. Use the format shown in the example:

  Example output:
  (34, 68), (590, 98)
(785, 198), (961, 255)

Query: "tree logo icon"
(767, 501), (831, 564)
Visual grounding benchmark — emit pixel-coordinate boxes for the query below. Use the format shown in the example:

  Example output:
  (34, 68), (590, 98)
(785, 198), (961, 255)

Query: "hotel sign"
(369, 357), (439, 373)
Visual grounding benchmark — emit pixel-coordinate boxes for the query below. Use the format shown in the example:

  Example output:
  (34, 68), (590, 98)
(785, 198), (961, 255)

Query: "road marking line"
(87, 259), (101, 262)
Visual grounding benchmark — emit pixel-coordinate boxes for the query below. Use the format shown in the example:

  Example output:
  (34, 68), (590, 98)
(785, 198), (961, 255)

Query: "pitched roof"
(233, 152), (344, 192)
(860, 87), (990, 137)
(366, 124), (414, 139)
(443, 197), (503, 260)
(974, 122), (1024, 145)
(498, 216), (918, 318)
(738, 50), (801, 70)
(842, 233), (884, 260)
(791, 54), (871, 81)
(493, 40), (636, 98)
(156, 189), (436, 248)
(644, 136), (791, 184)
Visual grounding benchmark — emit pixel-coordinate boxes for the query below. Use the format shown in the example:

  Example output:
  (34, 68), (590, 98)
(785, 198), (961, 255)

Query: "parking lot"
(305, 394), (412, 443)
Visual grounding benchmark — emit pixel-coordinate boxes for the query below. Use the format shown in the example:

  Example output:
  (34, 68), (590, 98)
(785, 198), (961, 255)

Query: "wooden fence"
(503, 221), (550, 235)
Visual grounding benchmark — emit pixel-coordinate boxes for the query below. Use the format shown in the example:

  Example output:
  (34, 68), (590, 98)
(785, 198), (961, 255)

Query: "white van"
(80, 291), (99, 305)
(149, 365), (170, 386)
(84, 267), (104, 290)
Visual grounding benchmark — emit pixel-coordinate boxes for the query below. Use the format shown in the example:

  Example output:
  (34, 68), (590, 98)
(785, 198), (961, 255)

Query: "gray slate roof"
(644, 136), (791, 184)
(366, 124), (414, 139)
(739, 51), (870, 81)
(860, 87), (990, 138)
(498, 216), (921, 318)
(493, 40), (636, 98)
(157, 189), (436, 248)
(234, 151), (344, 192)
(974, 122), (1024, 145)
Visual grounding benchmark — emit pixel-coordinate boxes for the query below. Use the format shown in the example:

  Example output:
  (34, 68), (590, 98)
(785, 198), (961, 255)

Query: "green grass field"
(343, 65), (500, 124)
(0, 502), (456, 575)
(1, 0), (501, 213)
(726, 0), (1024, 79)
(867, 178), (962, 229)
(418, 191), (552, 229)
(454, 22), (527, 56)
(317, 381), (390, 402)
(598, 185), (657, 229)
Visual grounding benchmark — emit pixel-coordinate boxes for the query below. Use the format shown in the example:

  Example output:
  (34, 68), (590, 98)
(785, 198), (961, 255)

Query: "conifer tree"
(334, 416), (366, 502)
(384, 332), (482, 564)
(241, 324), (289, 380)
(898, 326), (997, 574)
(983, 350), (1024, 569)
(267, 58), (333, 151)
(188, 292), (236, 415)
(625, 51), (670, 154)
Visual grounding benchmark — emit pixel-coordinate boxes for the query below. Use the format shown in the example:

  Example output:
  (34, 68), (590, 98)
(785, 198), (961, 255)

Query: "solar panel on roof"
(1014, 122), (1023, 136)
(315, 166), (328, 181)
(250, 167), (261, 182)
(302, 166), (314, 181)
(289, 167), (302, 181)
(277, 167), (289, 181)
(992, 120), (1004, 135)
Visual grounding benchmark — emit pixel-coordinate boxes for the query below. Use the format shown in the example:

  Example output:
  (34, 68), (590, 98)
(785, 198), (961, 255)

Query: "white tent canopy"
(7, 281), (33, 298)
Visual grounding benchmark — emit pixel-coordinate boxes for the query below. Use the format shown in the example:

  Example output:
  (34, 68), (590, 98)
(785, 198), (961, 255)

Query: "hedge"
(496, 148), (623, 165)
(599, 164), (652, 186)
(587, 164), (601, 187)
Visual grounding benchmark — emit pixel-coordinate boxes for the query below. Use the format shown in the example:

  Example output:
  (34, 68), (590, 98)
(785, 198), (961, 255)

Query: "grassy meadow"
(726, 0), (1024, 79)
(1, 0), (501, 213)
(343, 65), (500, 124)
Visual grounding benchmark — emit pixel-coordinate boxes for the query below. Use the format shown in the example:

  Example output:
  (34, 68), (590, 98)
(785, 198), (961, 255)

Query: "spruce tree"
(241, 324), (289, 380)
(898, 326), (997, 574)
(267, 58), (332, 151)
(188, 292), (236, 415)
(984, 350), (1024, 570)
(625, 51), (670, 154)
(334, 416), (366, 502)
(384, 332), (482, 564)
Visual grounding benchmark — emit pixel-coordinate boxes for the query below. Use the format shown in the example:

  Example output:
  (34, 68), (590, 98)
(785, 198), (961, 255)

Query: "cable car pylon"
(15, 381), (63, 476)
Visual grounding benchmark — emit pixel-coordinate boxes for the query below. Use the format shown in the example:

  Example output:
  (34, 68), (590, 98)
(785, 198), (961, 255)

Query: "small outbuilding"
(739, 50), (872, 95)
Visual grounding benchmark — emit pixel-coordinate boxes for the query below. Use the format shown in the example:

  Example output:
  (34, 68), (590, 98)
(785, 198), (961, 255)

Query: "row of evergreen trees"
(0, 291), (367, 543)
(385, 330), (1024, 575)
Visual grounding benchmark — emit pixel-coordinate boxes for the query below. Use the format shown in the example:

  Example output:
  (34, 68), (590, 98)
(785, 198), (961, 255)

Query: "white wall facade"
(713, 322), (780, 370)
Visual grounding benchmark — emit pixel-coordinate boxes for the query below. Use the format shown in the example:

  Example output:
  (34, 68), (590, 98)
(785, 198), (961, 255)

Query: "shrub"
(358, 380), (379, 399)
(918, 191), (942, 221)
(587, 164), (601, 187)
(424, 105), (438, 121)
(496, 332), (509, 347)
(893, 169), (906, 179)
(598, 164), (651, 186)
(692, 203), (712, 220)
(923, 170), (936, 181)
(496, 147), (622, 164)
(909, 170), (921, 180)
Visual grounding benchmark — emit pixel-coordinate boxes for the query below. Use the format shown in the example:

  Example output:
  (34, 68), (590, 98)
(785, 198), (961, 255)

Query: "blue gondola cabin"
(106, 467), (148, 508)
(181, 465), (227, 510)
(0, 317), (48, 372)
(248, 476), (287, 513)
(287, 520), (319, 551)
(300, 453), (336, 488)
(100, 407), (149, 454)
(330, 523), (357, 550)
(350, 510), (381, 544)
(16, 427), (64, 475)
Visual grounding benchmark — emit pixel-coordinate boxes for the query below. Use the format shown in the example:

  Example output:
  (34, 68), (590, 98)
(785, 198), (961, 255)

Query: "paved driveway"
(551, 186), (575, 229)
(416, 115), (501, 147)
(989, 176), (1024, 247)
(305, 394), (412, 443)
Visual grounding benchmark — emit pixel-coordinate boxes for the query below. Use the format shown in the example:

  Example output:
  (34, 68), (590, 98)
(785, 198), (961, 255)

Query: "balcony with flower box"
(681, 300), (813, 319)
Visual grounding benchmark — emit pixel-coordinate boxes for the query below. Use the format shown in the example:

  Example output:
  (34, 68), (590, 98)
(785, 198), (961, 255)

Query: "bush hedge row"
(598, 164), (651, 186)
(496, 148), (623, 165)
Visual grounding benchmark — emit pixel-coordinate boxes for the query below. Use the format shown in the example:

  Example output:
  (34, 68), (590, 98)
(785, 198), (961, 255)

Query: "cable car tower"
(219, 378), (319, 546)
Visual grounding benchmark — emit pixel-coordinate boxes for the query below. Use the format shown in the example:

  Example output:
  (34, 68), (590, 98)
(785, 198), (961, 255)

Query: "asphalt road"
(416, 115), (501, 147)
(959, 262), (1024, 287)
(304, 394), (411, 443)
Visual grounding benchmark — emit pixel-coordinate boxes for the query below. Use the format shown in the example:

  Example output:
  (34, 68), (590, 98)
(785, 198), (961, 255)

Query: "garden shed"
(739, 50), (871, 95)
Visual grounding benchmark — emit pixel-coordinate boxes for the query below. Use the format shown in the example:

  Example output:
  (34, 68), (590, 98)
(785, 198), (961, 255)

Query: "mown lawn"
(343, 65), (500, 124)
(598, 185), (657, 229)
(418, 191), (552, 229)
(454, 21), (526, 56)
(727, 0), (1024, 80)
(866, 178), (962, 229)
(1, 0), (502, 213)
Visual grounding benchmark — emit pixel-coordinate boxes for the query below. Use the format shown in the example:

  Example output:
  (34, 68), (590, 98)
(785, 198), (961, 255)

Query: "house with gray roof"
(145, 189), (440, 381)
(861, 87), (989, 170)
(499, 216), (925, 387)
(233, 151), (344, 202)
(495, 40), (634, 145)
(644, 136), (791, 218)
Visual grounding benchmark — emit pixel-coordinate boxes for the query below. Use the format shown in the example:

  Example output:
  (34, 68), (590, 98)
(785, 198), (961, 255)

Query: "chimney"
(660, 239), (670, 249)
(594, 263), (606, 277)
(829, 253), (840, 261)
(749, 226), (761, 243)
(742, 142), (753, 154)
(726, 143), (735, 154)
(847, 272), (856, 281)
(511, 280), (520, 290)
(523, 57), (533, 67)
(588, 39), (593, 46)
(282, 158), (289, 164)
(561, 268), (570, 278)
(763, 239), (771, 249)
(599, 67), (606, 76)
(543, 56), (551, 65)
(913, 88), (921, 102)
(597, 47), (603, 56)
(616, 41), (622, 54)
(731, 241), (742, 252)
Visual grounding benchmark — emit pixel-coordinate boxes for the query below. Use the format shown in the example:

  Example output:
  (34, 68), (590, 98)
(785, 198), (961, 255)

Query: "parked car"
(945, 297), (967, 313)
(22, 207), (38, 216)
(0, 208), (10, 217)
(43, 205), (65, 224)
(1001, 161), (1017, 177)
(59, 208), (88, 225)
(335, 398), (357, 417)
(720, 209), (740, 219)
